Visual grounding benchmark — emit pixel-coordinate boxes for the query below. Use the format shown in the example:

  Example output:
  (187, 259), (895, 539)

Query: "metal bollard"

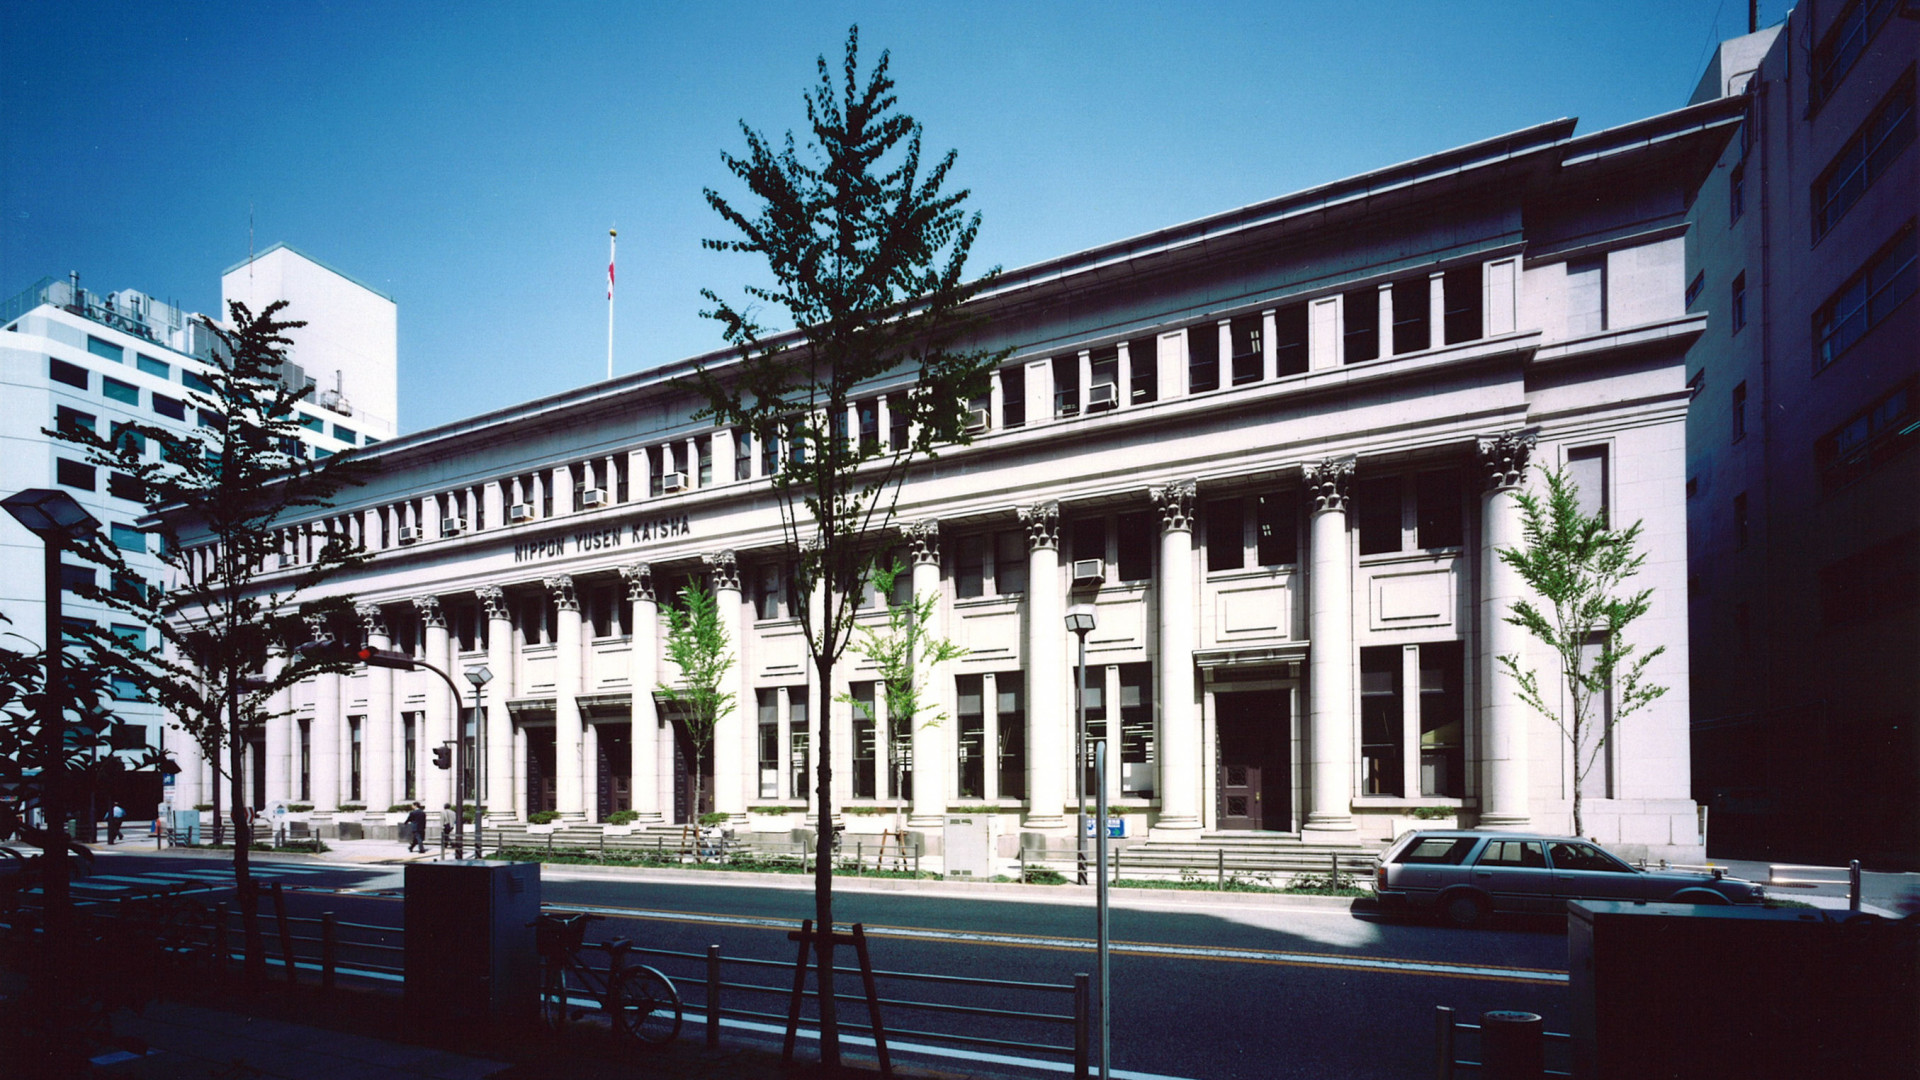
(1849, 859), (1861, 913)
(1331, 851), (1341, 890)
(706, 944), (722, 1049)
(320, 912), (337, 991)
(1480, 1011), (1544, 1080)
(1217, 849), (1225, 890)
(1433, 1005), (1456, 1080)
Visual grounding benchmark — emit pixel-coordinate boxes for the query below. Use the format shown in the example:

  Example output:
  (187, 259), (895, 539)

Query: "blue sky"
(4, 1), (1787, 434)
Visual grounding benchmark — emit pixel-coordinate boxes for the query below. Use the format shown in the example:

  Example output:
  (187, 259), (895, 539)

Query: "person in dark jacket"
(405, 803), (428, 853)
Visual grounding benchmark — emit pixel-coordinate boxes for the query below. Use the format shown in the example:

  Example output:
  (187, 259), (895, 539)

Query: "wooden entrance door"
(596, 724), (632, 819)
(1215, 690), (1291, 831)
(527, 727), (557, 813)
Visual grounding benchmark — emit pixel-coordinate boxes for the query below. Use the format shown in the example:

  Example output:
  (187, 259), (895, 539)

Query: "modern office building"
(1684, 6), (1917, 866)
(163, 99), (1741, 865)
(0, 246), (397, 805)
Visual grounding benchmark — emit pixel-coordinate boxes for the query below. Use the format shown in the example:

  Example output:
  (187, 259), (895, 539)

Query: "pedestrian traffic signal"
(432, 745), (452, 770)
(357, 646), (416, 670)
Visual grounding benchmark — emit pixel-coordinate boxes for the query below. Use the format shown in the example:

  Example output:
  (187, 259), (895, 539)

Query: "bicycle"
(533, 911), (682, 1046)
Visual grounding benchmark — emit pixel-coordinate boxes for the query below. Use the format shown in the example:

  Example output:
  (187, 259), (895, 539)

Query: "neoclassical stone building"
(163, 98), (1742, 863)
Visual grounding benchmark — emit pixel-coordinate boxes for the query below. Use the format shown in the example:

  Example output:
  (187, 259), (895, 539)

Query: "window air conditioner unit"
(440, 517), (466, 536)
(1087, 382), (1118, 410)
(397, 526), (421, 545)
(579, 488), (609, 508)
(661, 472), (688, 493)
(1071, 558), (1106, 586)
(965, 408), (990, 433)
(508, 503), (535, 524)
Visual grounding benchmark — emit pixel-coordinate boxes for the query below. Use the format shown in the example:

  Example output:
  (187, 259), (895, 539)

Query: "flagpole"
(606, 228), (617, 381)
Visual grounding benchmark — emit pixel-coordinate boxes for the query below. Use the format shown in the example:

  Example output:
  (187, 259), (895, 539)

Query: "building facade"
(1684, 6), (1918, 866)
(0, 246), (396, 801)
(164, 102), (1740, 864)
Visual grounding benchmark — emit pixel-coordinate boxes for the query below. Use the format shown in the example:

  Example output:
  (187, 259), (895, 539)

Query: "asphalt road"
(68, 852), (1573, 1080)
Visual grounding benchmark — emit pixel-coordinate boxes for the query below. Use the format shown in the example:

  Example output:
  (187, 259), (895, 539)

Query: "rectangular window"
(851, 683), (877, 800)
(888, 393), (911, 450)
(1391, 277), (1429, 355)
(1230, 315), (1263, 385)
(50, 357), (88, 389)
(955, 674), (985, 799)
(56, 406), (94, 436)
(197, 408), (219, 429)
(1343, 288), (1378, 363)
(333, 424), (358, 444)
(697, 436), (712, 486)
(1357, 475), (1403, 556)
(1734, 492), (1750, 550)
(758, 689), (779, 799)
(1117, 510), (1154, 582)
(1187, 325), (1220, 393)
(110, 523), (147, 553)
(1128, 338), (1158, 404)
(299, 719), (311, 801)
(56, 458), (95, 491)
(1272, 303), (1309, 377)
(294, 413), (320, 432)
(1733, 382), (1748, 442)
(994, 531), (1028, 595)
(60, 564), (95, 593)
(1053, 354), (1080, 417)
(1256, 493), (1298, 566)
(136, 354), (170, 379)
(997, 673), (1025, 800)
(182, 370), (213, 393)
(857, 399), (879, 454)
(788, 691), (810, 801)
(107, 472), (144, 502)
(1416, 470), (1463, 548)
(754, 564), (784, 620)
(110, 420), (145, 457)
(87, 336), (123, 362)
(1815, 225), (1917, 371)
(1816, 378), (1916, 491)
(735, 428), (752, 480)
(1205, 498), (1244, 571)
(349, 717), (363, 801)
(403, 714), (418, 800)
(109, 625), (145, 700)
(1419, 642), (1464, 797)
(152, 394), (185, 420)
(956, 534), (986, 598)
(1119, 663), (1154, 797)
(1070, 518), (1105, 566)
(1443, 266), (1482, 345)
(758, 428), (779, 478)
(1360, 646), (1404, 796)
(111, 572), (149, 603)
(1088, 347), (1119, 409)
(102, 377), (139, 405)
(1685, 271), (1706, 310)
(1566, 258), (1605, 336)
(1566, 447), (1610, 526)
(1000, 367), (1026, 428)
(1814, 71), (1914, 240)
(1729, 163), (1745, 224)
(1731, 273), (1747, 333)
(1810, 0), (1898, 111)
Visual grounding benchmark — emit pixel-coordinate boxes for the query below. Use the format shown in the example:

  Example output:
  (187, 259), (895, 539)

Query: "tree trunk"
(230, 684), (263, 989)
(813, 648), (839, 1067)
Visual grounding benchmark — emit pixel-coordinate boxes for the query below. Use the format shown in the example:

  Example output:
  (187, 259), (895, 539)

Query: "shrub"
(287, 804), (314, 813)
(276, 838), (330, 854)
(527, 810), (560, 825)
(339, 803), (366, 812)
(387, 803), (415, 813)
(748, 805), (806, 815)
(1409, 806), (1456, 820)
(606, 811), (638, 825)
(192, 804), (214, 812)
(698, 811), (729, 827)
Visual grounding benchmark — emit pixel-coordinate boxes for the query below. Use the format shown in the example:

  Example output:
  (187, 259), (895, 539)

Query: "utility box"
(1568, 900), (1917, 1078)
(166, 809), (200, 845)
(405, 860), (541, 1028)
(943, 815), (993, 878)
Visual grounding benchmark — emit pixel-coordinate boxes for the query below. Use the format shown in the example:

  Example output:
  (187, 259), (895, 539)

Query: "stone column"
(705, 551), (748, 820)
(357, 603), (395, 811)
(1303, 458), (1357, 836)
(261, 657), (292, 807)
(1152, 480), (1203, 831)
(479, 586), (514, 817)
(1478, 430), (1537, 829)
(904, 521), (948, 830)
(621, 565), (662, 821)
(547, 575), (585, 818)
(305, 615), (341, 811)
(1020, 501), (1068, 830)
(416, 596), (452, 813)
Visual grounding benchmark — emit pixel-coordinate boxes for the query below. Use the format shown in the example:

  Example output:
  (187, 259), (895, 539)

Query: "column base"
(638, 811), (665, 824)
(1478, 813), (1531, 830)
(906, 813), (945, 831)
(1021, 813), (1069, 831)
(1151, 815), (1203, 833)
(1301, 813), (1357, 837)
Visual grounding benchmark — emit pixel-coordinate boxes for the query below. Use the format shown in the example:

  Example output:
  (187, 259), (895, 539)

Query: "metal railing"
(1434, 1005), (1571, 1079)
(1018, 843), (1375, 890)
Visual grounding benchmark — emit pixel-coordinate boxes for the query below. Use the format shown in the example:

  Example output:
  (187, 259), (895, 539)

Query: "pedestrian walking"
(439, 804), (454, 850)
(106, 802), (125, 845)
(405, 803), (428, 853)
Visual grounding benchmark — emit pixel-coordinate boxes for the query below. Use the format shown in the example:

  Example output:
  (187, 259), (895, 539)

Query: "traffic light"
(357, 646), (416, 670)
(432, 745), (452, 770)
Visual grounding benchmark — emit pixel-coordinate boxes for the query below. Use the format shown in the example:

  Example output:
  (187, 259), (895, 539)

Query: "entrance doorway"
(1215, 690), (1291, 831)
(526, 727), (557, 813)
(595, 723), (632, 820)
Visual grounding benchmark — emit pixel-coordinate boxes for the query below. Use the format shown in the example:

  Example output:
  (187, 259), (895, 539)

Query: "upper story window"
(136, 354), (170, 379)
(1566, 447), (1610, 527)
(1816, 377), (1915, 492)
(1205, 491), (1300, 572)
(735, 428), (752, 480)
(1187, 324), (1220, 393)
(1391, 278), (1429, 355)
(857, 398), (880, 453)
(1442, 267), (1482, 345)
(1566, 258), (1606, 337)
(1731, 273), (1748, 333)
(1810, 0), (1899, 113)
(1813, 69), (1914, 241)
(102, 376), (139, 406)
(1343, 287), (1379, 364)
(954, 530), (1028, 599)
(1733, 382), (1748, 442)
(56, 459), (95, 491)
(334, 424), (358, 445)
(50, 357), (88, 390)
(1730, 163), (1746, 225)
(86, 336), (123, 363)
(1089, 348), (1120, 409)
(1273, 304), (1308, 377)
(1127, 338), (1158, 404)
(56, 406), (94, 436)
(152, 394), (185, 421)
(999, 367), (1026, 428)
(1053, 354), (1080, 417)
(1359, 470), (1464, 556)
(1815, 223), (1916, 372)
(1685, 272), (1706, 310)
(182, 370), (213, 394)
(1230, 316), (1263, 386)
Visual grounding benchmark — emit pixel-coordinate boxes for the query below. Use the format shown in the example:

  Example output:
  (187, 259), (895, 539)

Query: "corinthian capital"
(903, 520), (940, 566)
(619, 563), (655, 603)
(1019, 502), (1060, 552)
(703, 551), (741, 593)
(1151, 480), (1197, 533)
(544, 575), (579, 611)
(1302, 456), (1356, 515)
(355, 602), (387, 638)
(412, 595), (445, 628)
(477, 585), (510, 620)
(1476, 428), (1538, 492)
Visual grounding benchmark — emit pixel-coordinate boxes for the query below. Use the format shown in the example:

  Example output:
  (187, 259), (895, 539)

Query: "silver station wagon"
(1375, 829), (1766, 927)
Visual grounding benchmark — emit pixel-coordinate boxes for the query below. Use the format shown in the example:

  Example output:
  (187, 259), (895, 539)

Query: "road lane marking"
(554, 904), (1569, 984)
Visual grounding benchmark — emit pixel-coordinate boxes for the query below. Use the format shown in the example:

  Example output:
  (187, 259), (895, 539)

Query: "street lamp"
(1065, 605), (1096, 885)
(464, 665), (492, 857)
(2, 488), (100, 994)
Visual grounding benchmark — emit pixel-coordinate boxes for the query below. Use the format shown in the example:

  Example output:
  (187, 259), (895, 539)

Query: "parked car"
(1375, 829), (1765, 927)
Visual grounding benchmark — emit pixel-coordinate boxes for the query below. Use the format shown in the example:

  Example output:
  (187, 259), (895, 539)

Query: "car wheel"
(1669, 889), (1729, 905)
(1442, 891), (1488, 929)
